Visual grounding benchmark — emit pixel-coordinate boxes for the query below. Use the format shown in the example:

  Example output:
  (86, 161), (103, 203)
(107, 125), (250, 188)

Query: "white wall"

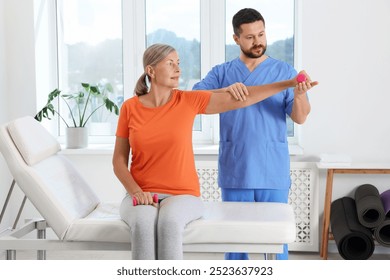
(0, 0), (12, 231)
(300, 0), (390, 163)
(0, 0), (6, 121)
(0, 0), (37, 232)
(297, 0), (390, 214)
(0, 0), (17, 233)
(3, 0), (37, 121)
(1, 0), (390, 252)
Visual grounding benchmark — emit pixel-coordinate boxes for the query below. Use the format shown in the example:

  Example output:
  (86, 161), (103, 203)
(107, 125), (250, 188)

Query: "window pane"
(57, 0), (123, 136)
(145, 0), (202, 131)
(225, 0), (295, 137)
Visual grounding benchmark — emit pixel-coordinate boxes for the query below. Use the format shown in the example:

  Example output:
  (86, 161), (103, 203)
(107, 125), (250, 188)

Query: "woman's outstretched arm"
(204, 71), (318, 114)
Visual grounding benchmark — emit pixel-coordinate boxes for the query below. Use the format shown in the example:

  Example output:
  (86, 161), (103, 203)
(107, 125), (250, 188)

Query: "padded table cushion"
(184, 202), (296, 244)
(2, 116), (101, 239)
(7, 116), (61, 166)
(64, 201), (296, 245)
(64, 202), (130, 242)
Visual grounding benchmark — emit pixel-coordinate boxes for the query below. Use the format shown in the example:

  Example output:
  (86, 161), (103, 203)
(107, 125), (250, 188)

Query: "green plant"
(35, 82), (119, 127)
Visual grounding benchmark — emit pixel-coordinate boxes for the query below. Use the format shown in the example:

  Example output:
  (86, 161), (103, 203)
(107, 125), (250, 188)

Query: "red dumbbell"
(296, 73), (307, 83)
(133, 193), (159, 206)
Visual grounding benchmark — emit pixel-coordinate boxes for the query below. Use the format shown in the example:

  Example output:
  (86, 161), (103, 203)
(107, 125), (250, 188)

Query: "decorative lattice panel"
(196, 161), (319, 252)
(288, 164), (319, 251)
(197, 167), (221, 202)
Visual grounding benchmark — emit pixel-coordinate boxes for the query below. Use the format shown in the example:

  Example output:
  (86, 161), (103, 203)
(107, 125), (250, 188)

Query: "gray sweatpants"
(120, 193), (204, 260)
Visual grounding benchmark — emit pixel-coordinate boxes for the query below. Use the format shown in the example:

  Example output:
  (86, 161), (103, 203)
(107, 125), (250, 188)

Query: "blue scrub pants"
(221, 188), (290, 260)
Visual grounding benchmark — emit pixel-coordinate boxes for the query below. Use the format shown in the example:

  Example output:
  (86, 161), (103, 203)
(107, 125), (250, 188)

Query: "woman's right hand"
(132, 191), (157, 207)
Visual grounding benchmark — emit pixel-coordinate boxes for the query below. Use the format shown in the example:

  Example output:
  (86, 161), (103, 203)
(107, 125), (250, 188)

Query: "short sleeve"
(181, 90), (212, 114)
(115, 100), (130, 138)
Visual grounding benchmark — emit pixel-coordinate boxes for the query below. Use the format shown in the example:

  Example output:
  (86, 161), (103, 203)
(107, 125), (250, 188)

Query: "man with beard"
(192, 8), (311, 260)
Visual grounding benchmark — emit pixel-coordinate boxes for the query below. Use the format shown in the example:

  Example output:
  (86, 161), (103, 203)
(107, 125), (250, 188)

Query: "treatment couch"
(0, 116), (296, 260)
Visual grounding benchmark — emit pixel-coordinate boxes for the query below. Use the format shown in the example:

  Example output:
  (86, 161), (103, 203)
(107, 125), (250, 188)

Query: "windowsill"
(59, 144), (115, 155)
(59, 144), (304, 156)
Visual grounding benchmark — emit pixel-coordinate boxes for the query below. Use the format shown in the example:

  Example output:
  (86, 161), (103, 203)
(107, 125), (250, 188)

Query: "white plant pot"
(65, 127), (88, 149)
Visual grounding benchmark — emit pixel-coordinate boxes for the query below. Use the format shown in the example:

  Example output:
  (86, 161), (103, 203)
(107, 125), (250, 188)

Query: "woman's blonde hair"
(134, 44), (176, 96)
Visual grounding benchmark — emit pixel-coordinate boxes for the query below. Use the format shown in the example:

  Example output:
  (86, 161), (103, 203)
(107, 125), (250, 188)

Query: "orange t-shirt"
(116, 89), (212, 196)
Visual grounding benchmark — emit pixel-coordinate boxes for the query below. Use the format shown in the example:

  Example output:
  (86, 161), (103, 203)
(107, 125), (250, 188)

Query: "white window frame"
(34, 0), (302, 150)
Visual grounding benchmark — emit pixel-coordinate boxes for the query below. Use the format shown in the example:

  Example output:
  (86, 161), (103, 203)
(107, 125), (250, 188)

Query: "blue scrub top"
(193, 57), (298, 190)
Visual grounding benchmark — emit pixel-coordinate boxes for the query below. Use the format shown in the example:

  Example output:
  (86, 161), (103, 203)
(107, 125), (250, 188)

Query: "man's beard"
(241, 44), (267, 59)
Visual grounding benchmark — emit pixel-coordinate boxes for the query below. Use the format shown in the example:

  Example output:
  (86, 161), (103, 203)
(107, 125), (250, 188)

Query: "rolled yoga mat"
(373, 218), (390, 247)
(374, 190), (390, 247)
(330, 197), (375, 260)
(354, 184), (386, 228)
(380, 189), (390, 217)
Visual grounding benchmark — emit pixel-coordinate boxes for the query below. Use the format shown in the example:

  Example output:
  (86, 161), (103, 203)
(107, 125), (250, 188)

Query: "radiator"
(196, 161), (319, 252)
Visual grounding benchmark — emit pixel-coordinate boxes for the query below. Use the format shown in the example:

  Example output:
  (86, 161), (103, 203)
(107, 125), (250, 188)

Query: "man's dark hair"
(232, 8), (265, 36)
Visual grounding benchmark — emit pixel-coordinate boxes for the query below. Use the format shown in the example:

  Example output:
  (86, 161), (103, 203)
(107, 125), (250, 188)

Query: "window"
(145, 0), (200, 91)
(35, 0), (298, 146)
(145, 0), (205, 135)
(56, 0), (123, 138)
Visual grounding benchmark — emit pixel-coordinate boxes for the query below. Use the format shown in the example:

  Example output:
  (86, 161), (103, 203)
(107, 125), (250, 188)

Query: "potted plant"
(88, 81), (118, 135)
(35, 82), (119, 148)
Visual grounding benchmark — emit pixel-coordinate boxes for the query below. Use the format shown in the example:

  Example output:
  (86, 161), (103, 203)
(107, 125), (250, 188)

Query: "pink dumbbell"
(296, 73), (307, 83)
(133, 193), (159, 206)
